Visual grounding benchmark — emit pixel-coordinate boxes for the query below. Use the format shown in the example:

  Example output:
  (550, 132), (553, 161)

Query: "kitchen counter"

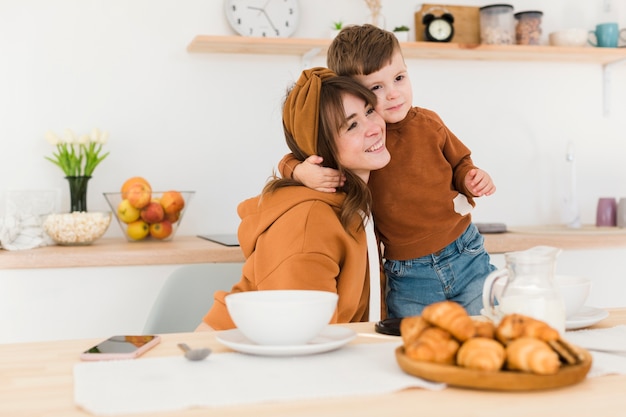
(0, 236), (245, 269)
(2, 225), (626, 270)
(484, 224), (626, 254)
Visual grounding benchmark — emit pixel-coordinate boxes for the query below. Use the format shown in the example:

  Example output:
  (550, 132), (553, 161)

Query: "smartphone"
(79, 335), (161, 361)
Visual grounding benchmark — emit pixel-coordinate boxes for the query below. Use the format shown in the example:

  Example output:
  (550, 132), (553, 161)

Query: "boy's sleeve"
(278, 153), (299, 179)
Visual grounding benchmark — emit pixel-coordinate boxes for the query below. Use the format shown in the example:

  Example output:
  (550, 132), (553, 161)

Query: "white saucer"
(216, 326), (356, 357)
(565, 306), (609, 330)
(480, 306), (609, 330)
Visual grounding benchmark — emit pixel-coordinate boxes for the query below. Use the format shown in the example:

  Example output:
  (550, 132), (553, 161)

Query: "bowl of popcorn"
(43, 211), (112, 246)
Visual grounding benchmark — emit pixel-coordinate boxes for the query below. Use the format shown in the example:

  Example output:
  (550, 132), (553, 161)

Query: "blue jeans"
(384, 223), (496, 318)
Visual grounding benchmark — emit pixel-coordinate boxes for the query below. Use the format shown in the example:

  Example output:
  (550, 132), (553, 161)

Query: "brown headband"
(282, 67), (336, 156)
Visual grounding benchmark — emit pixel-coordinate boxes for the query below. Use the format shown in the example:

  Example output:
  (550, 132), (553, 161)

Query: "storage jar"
(515, 11), (543, 45)
(479, 4), (515, 45)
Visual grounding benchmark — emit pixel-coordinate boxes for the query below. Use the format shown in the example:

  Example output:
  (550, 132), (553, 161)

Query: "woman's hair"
(265, 76), (378, 233)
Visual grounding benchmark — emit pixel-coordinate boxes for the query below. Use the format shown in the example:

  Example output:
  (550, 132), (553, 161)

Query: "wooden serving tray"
(395, 346), (592, 391)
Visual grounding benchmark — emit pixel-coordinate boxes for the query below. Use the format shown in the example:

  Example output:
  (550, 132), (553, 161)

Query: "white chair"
(143, 262), (244, 334)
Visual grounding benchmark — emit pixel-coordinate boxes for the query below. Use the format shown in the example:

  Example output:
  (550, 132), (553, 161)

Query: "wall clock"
(224, 0), (300, 38)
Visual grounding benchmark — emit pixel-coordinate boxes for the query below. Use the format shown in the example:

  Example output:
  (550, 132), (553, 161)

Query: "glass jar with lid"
(479, 4), (515, 45)
(515, 11), (543, 45)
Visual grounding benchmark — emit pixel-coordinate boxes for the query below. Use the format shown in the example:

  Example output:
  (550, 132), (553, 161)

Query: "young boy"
(280, 24), (496, 317)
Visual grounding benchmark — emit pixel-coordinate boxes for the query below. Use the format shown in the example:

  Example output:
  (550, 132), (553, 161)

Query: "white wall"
(1, 0), (625, 235)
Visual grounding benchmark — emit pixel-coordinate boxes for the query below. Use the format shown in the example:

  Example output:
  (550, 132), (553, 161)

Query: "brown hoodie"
(202, 186), (370, 330)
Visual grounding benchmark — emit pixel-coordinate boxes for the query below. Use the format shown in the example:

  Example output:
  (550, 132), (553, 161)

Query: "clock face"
(225, 0), (299, 38)
(427, 19), (453, 41)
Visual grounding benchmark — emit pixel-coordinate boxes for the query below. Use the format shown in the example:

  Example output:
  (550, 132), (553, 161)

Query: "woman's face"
(335, 93), (390, 182)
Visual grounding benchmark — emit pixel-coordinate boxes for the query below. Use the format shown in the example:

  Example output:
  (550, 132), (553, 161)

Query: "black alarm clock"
(422, 9), (455, 42)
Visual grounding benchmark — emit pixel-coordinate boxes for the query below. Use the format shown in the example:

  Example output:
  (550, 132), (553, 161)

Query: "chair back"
(143, 262), (243, 334)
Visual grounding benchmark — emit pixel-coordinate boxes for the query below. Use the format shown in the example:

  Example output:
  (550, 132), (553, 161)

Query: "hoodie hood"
(236, 187), (346, 257)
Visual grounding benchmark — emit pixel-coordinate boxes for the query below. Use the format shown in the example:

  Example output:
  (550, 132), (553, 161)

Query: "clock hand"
(247, 5), (279, 34)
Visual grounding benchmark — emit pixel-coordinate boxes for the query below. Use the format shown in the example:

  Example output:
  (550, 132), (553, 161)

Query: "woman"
(196, 67), (390, 331)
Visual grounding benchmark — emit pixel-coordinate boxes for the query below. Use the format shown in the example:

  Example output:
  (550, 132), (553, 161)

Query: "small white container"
(479, 4), (515, 45)
(549, 28), (588, 47)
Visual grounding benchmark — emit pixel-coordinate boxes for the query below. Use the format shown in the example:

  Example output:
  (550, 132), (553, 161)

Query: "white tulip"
(63, 128), (77, 144)
(78, 134), (90, 145)
(98, 130), (109, 144)
(44, 130), (60, 145)
(91, 128), (101, 143)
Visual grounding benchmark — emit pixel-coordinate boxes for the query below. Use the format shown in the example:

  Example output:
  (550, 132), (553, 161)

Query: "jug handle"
(482, 269), (508, 319)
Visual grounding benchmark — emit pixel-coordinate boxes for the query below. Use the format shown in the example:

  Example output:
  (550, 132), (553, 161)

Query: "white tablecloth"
(74, 341), (443, 416)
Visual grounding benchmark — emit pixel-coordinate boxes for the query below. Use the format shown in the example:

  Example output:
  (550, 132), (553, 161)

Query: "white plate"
(565, 306), (609, 330)
(480, 306), (609, 330)
(216, 326), (357, 357)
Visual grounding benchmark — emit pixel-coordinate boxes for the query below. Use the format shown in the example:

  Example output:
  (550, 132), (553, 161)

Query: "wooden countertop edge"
(483, 231), (626, 254)
(1, 230), (626, 270)
(0, 236), (245, 269)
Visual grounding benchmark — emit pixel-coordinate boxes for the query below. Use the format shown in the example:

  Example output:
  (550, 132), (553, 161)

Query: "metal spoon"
(177, 343), (211, 361)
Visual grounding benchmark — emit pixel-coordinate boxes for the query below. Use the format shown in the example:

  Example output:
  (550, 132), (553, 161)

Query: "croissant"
(422, 301), (475, 341)
(472, 319), (496, 339)
(400, 315), (431, 346)
(404, 327), (460, 365)
(505, 337), (561, 375)
(456, 337), (506, 371)
(495, 314), (560, 345)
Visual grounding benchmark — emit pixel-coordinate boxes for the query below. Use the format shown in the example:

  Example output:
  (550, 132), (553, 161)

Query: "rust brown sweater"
(280, 107), (477, 261)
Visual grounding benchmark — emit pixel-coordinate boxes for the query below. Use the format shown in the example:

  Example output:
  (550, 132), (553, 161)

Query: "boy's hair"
(327, 24), (402, 76)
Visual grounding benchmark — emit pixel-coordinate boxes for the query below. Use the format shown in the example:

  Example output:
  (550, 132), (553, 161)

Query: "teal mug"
(588, 23), (626, 48)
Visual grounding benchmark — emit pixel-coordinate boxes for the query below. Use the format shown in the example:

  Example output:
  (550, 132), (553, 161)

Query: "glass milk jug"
(482, 246), (566, 333)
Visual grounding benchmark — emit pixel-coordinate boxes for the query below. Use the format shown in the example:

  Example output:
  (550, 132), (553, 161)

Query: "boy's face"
(353, 51), (412, 124)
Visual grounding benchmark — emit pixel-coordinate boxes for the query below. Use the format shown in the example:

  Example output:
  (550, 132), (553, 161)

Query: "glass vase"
(66, 176), (91, 213)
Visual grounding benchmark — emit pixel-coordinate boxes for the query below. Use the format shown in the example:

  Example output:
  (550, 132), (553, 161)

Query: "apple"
(164, 210), (180, 223)
(126, 183), (152, 209)
(116, 199), (141, 223)
(140, 201), (164, 224)
(126, 220), (150, 240)
(149, 220), (173, 240)
(121, 176), (151, 195)
(160, 190), (185, 214)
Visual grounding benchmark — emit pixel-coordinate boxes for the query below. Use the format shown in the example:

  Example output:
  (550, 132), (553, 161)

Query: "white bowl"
(549, 29), (588, 47)
(557, 275), (592, 318)
(225, 290), (338, 346)
(43, 211), (112, 245)
(491, 275), (591, 319)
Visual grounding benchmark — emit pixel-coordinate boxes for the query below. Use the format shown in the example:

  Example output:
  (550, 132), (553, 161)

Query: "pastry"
(505, 337), (561, 375)
(421, 301), (475, 341)
(400, 315), (431, 346)
(456, 337), (506, 371)
(404, 327), (460, 365)
(495, 313), (560, 345)
(472, 319), (496, 339)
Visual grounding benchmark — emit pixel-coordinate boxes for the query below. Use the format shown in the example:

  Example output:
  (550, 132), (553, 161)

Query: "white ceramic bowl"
(549, 29), (588, 47)
(43, 211), (112, 245)
(225, 290), (338, 346)
(491, 275), (591, 319)
(557, 275), (592, 318)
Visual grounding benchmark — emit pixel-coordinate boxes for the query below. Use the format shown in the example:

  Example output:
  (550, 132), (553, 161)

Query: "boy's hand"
(465, 168), (496, 197)
(293, 155), (345, 193)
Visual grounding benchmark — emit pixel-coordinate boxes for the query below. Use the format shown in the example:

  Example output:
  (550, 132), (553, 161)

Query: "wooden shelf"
(188, 35), (626, 65)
